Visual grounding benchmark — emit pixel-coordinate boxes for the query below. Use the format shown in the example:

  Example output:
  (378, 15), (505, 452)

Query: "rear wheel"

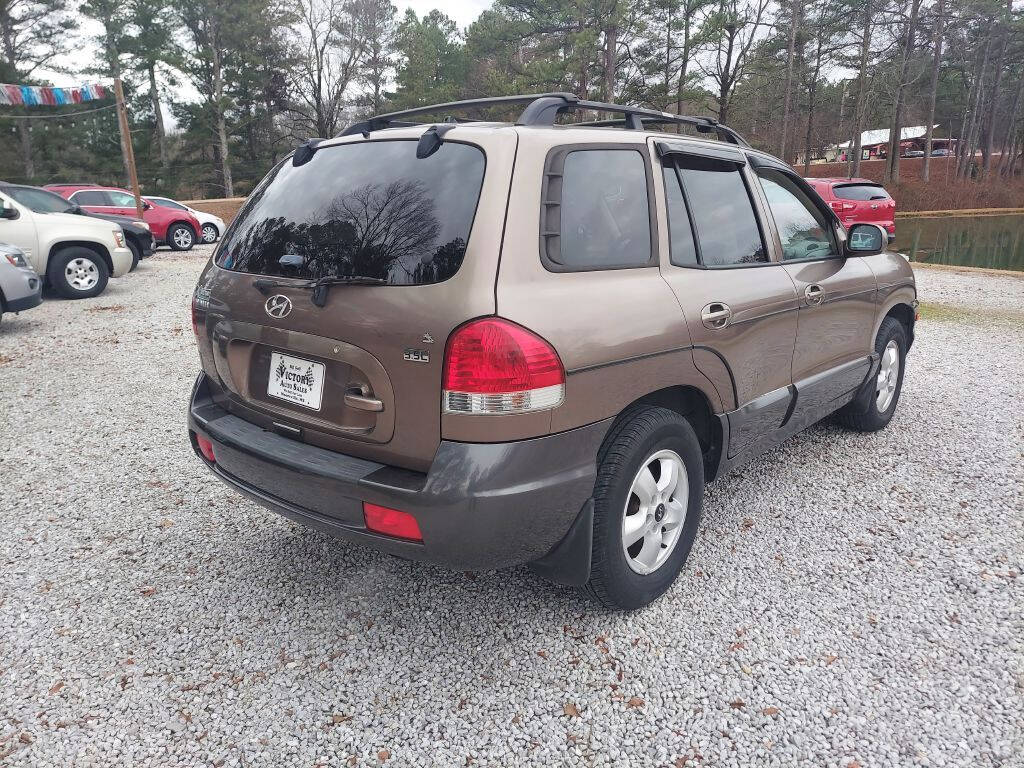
(200, 223), (219, 243)
(168, 223), (195, 251)
(581, 406), (704, 610)
(837, 316), (908, 432)
(48, 247), (109, 299)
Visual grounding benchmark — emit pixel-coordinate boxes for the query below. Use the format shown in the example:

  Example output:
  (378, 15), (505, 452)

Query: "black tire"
(837, 316), (908, 432)
(581, 406), (704, 610)
(167, 223), (195, 251)
(48, 246), (109, 299)
(200, 223), (219, 243)
(127, 239), (141, 271)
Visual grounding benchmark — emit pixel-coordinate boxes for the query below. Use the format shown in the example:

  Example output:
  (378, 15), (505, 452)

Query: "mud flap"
(528, 499), (594, 587)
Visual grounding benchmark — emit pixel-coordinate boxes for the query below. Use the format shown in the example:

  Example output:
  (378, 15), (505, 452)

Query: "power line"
(0, 103), (119, 120)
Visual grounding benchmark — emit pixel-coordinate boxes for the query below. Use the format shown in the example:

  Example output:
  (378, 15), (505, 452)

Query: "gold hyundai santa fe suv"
(189, 93), (916, 610)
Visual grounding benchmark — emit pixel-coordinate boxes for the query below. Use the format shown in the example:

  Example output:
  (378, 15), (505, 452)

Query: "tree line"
(1, 0), (1021, 198)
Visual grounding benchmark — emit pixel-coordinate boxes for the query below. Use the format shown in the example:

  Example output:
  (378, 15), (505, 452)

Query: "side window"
(156, 198), (188, 210)
(544, 148), (652, 269)
(107, 191), (137, 206)
(71, 190), (111, 206)
(756, 170), (836, 261)
(661, 163), (698, 266)
(672, 155), (767, 267)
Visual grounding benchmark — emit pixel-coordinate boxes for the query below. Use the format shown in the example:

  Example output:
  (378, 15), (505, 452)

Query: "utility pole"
(114, 77), (145, 219)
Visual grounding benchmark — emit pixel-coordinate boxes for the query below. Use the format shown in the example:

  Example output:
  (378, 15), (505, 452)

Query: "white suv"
(0, 189), (133, 298)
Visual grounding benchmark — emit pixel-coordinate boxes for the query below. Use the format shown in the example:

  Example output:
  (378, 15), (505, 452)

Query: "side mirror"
(142, 200), (152, 210)
(0, 200), (18, 220)
(845, 223), (885, 256)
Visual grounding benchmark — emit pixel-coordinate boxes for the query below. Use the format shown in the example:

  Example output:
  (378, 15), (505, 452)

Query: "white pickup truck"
(0, 189), (133, 299)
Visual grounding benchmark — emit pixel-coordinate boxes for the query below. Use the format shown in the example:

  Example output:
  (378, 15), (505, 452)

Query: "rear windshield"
(216, 139), (486, 285)
(832, 184), (890, 201)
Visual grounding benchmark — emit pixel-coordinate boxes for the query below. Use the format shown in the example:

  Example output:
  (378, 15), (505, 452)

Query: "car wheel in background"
(48, 246), (110, 299)
(200, 223), (219, 244)
(168, 223), (196, 251)
(127, 239), (141, 271)
(581, 406), (705, 611)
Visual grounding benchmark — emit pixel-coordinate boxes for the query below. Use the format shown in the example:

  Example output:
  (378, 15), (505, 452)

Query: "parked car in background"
(903, 149), (925, 158)
(0, 183), (154, 270)
(145, 196), (226, 244)
(805, 178), (896, 242)
(46, 184), (201, 251)
(930, 148), (953, 157)
(0, 189), (132, 298)
(189, 93), (916, 610)
(0, 242), (43, 323)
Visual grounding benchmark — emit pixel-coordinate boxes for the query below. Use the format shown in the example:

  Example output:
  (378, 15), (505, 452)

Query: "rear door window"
(668, 154), (767, 267)
(217, 139), (486, 285)
(71, 190), (112, 206)
(549, 149), (652, 269)
(832, 184), (890, 201)
(107, 191), (137, 207)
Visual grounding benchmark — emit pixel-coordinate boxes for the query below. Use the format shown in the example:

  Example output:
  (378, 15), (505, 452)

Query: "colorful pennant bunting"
(0, 83), (108, 108)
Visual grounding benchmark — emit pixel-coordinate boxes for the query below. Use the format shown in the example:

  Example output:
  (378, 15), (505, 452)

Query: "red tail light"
(363, 502), (422, 541)
(196, 434), (216, 463)
(829, 201), (856, 213)
(442, 318), (565, 414)
(191, 303), (201, 339)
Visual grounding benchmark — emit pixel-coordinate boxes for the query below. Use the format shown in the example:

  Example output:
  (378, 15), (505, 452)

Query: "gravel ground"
(1, 249), (1021, 767)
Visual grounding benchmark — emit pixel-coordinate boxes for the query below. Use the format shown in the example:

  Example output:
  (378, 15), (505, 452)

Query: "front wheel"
(48, 246), (110, 299)
(127, 239), (141, 271)
(200, 223), (219, 243)
(837, 316), (908, 432)
(167, 223), (195, 251)
(581, 406), (704, 610)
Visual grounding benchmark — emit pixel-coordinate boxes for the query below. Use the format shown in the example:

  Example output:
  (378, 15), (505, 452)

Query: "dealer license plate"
(267, 352), (325, 411)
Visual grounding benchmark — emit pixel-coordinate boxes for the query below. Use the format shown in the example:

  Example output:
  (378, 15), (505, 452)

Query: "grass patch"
(917, 301), (1023, 327)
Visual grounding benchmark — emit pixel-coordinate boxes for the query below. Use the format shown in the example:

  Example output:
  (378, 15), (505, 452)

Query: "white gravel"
(1, 249), (1021, 767)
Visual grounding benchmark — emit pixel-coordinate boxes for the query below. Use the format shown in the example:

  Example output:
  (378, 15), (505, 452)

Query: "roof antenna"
(416, 123), (457, 159)
(293, 138), (323, 167)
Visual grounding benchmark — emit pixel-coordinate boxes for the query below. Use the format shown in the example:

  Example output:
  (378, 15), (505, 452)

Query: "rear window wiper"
(252, 275), (386, 307)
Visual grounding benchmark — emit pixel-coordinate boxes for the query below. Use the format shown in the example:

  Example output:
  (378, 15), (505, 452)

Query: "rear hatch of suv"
(829, 181), (895, 233)
(192, 128), (517, 471)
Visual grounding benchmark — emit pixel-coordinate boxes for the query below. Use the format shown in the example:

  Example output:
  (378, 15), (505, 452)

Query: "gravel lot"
(1, 248), (1021, 767)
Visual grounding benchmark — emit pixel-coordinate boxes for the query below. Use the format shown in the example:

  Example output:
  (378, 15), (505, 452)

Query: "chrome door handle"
(701, 302), (732, 329)
(804, 284), (824, 305)
(344, 387), (384, 412)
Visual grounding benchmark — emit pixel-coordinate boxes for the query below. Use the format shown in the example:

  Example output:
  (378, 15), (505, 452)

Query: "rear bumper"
(188, 373), (607, 572)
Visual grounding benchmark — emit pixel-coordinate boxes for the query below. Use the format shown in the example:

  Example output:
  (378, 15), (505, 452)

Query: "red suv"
(46, 184), (202, 251)
(805, 178), (896, 242)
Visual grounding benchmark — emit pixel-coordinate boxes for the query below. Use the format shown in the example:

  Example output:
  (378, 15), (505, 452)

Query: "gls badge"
(265, 295), (292, 319)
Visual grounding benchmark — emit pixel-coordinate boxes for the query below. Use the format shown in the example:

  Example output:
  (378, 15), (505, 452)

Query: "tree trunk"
(982, 0), (1012, 176)
(921, 0), (944, 182)
(603, 25), (618, 102)
(17, 121), (34, 180)
(148, 61), (168, 169)
(779, 0), (801, 160)
(850, 2), (872, 178)
(958, 32), (991, 178)
(210, 27), (234, 197)
(802, 32), (823, 175)
(885, 0), (922, 185)
(999, 76), (1024, 175)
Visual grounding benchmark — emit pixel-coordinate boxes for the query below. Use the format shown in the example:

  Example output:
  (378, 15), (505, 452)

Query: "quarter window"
(661, 164), (698, 266)
(546, 148), (652, 269)
(756, 170), (835, 261)
(668, 154), (767, 267)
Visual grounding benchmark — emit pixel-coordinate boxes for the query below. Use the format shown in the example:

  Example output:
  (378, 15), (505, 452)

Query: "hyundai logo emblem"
(265, 294), (292, 319)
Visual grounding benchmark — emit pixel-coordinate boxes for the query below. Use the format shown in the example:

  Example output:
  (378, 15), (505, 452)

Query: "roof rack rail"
(338, 92), (749, 147)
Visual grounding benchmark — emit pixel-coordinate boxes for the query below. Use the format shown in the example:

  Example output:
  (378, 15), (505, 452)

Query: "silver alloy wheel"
(621, 449), (688, 575)
(65, 257), (99, 292)
(875, 339), (900, 412)
(201, 224), (217, 243)
(173, 227), (193, 248)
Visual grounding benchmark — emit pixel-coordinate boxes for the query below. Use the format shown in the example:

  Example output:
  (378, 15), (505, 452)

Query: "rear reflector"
(363, 502), (423, 541)
(442, 318), (565, 414)
(196, 434), (216, 463)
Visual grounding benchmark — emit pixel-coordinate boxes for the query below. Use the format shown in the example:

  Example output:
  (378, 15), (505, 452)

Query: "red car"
(805, 177), (896, 242)
(45, 184), (202, 251)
